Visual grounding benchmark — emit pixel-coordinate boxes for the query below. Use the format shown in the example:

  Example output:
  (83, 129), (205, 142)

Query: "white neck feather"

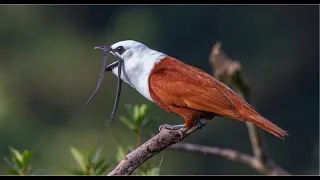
(111, 49), (167, 101)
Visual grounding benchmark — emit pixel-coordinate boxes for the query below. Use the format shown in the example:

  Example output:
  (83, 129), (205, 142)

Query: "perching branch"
(205, 41), (288, 175)
(108, 124), (205, 175)
(170, 143), (259, 171)
(170, 143), (288, 175)
(209, 42), (268, 162)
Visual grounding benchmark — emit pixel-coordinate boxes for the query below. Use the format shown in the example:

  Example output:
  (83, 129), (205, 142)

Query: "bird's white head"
(105, 40), (167, 101)
(109, 40), (147, 60)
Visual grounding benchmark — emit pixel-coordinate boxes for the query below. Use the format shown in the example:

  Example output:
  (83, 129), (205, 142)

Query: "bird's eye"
(116, 46), (125, 55)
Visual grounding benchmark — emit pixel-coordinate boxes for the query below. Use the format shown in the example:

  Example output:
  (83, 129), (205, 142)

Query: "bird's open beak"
(105, 61), (118, 71)
(94, 46), (119, 72)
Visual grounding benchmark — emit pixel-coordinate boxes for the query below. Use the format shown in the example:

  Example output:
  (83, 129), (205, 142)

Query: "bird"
(103, 40), (288, 140)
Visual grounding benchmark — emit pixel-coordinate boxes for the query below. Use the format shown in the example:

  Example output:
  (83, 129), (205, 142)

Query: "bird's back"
(149, 56), (288, 139)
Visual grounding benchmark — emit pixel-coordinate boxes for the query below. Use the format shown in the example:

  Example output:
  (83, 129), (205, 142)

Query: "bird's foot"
(158, 120), (207, 138)
(159, 124), (185, 138)
(196, 119), (207, 129)
(159, 124), (184, 131)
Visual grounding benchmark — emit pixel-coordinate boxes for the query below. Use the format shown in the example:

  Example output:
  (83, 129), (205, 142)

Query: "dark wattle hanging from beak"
(85, 46), (123, 127)
(106, 53), (123, 126)
(84, 46), (111, 106)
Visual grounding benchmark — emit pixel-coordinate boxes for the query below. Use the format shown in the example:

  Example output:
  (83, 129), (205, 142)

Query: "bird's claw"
(159, 124), (184, 131)
(159, 124), (185, 138)
(158, 120), (206, 138)
(196, 119), (207, 129)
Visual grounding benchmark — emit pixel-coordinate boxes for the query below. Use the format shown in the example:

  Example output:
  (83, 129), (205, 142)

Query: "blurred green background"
(0, 5), (318, 175)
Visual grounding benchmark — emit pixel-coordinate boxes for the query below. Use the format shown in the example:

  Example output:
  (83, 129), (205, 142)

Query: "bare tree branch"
(207, 41), (289, 175)
(170, 143), (259, 169)
(108, 124), (204, 175)
(209, 42), (267, 163)
(170, 143), (289, 175)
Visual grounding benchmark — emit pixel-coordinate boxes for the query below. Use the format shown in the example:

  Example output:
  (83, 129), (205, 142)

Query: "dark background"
(0, 5), (318, 175)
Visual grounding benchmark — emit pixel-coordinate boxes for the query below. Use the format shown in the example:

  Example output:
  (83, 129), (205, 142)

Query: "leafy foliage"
(118, 104), (160, 175)
(4, 147), (34, 175)
(138, 166), (160, 176)
(4, 104), (160, 175)
(69, 146), (110, 175)
(119, 104), (157, 144)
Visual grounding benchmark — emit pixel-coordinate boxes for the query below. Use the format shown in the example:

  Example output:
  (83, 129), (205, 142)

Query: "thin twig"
(170, 143), (260, 170)
(108, 125), (204, 175)
(170, 143), (288, 175)
(208, 41), (289, 175)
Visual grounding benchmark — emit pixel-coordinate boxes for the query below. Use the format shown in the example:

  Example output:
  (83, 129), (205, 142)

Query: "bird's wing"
(149, 56), (288, 139)
(149, 57), (244, 121)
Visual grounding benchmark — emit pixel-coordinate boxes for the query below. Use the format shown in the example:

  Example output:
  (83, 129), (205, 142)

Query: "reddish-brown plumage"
(149, 56), (288, 139)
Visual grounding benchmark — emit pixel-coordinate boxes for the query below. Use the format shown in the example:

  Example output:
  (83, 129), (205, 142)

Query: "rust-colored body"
(149, 56), (288, 139)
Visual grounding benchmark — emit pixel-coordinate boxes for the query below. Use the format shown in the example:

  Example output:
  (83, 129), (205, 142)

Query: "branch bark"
(170, 143), (288, 175)
(207, 41), (289, 175)
(108, 124), (204, 175)
(170, 143), (260, 170)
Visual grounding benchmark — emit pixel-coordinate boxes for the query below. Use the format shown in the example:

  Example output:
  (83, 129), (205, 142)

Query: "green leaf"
(133, 105), (140, 122)
(115, 147), (126, 163)
(140, 167), (160, 176)
(68, 146), (111, 175)
(136, 114), (147, 126)
(91, 147), (102, 164)
(4, 147), (34, 175)
(94, 163), (110, 175)
(4, 157), (19, 171)
(119, 116), (135, 130)
(132, 127), (139, 135)
(88, 147), (96, 161)
(21, 149), (34, 166)
(93, 158), (105, 171)
(133, 104), (148, 126)
(9, 147), (23, 166)
(139, 104), (148, 116)
(11, 157), (22, 169)
(70, 147), (86, 172)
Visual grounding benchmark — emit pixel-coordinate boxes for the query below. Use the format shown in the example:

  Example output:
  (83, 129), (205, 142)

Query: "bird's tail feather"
(238, 104), (289, 140)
